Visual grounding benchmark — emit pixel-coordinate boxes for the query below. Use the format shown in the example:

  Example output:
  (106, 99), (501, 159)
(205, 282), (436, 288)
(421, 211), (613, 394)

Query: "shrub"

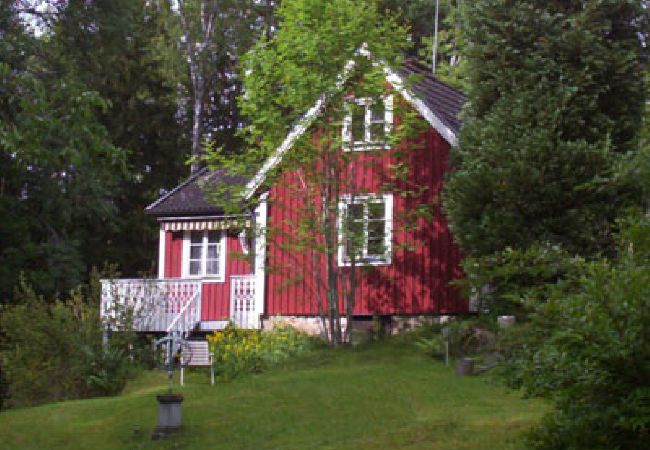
(207, 323), (314, 380)
(415, 317), (497, 361)
(0, 274), (142, 408)
(509, 215), (650, 449)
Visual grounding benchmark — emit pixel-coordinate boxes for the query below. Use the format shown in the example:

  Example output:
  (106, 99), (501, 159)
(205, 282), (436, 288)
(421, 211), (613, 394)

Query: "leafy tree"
(444, 0), (647, 259)
(0, 4), (128, 299)
(208, 0), (422, 344)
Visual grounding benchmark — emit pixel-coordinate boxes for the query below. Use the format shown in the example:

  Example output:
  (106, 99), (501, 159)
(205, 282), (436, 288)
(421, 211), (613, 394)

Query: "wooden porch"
(100, 275), (259, 335)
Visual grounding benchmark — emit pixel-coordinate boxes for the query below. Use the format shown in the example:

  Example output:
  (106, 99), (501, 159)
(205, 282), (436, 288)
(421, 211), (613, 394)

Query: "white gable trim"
(243, 53), (458, 200)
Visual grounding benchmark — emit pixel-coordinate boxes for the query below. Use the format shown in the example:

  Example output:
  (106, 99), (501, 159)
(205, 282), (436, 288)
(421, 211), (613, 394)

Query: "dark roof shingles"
(145, 168), (243, 217)
(398, 58), (465, 134)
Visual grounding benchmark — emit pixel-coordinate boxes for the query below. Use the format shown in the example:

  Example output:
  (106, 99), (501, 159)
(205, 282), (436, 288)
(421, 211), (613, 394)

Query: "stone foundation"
(261, 314), (454, 338)
(261, 316), (348, 339)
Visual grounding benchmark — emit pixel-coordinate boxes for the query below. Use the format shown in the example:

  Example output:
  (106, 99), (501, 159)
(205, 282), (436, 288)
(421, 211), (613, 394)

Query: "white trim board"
(244, 50), (458, 200)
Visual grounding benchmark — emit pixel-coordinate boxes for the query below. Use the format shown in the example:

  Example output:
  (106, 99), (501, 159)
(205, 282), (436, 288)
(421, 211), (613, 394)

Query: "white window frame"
(337, 193), (393, 266)
(181, 230), (226, 281)
(342, 94), (393, 151)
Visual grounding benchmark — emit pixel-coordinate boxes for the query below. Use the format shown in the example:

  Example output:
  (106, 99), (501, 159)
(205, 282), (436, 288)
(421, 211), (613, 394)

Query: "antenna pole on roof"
(432, 0), (439, 76)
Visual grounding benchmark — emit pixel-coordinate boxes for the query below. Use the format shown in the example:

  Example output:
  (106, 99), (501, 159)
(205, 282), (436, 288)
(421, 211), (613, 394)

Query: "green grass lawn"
(0, 340), (546, 450)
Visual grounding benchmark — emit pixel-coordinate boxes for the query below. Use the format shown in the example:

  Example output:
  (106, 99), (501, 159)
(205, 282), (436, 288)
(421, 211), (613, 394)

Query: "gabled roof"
(398, 58), (465, 138)
(146, 58), (466, 217)
(145, 168), (244, 218)
(244, 55), (466, 199)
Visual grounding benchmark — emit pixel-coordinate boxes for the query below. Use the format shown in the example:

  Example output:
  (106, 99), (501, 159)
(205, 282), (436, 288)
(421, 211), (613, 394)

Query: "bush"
(0, 274), (142, 408)
(509, 215), (650, 449)
(415, 317), (497, 361)
(207, 323), (314, 380)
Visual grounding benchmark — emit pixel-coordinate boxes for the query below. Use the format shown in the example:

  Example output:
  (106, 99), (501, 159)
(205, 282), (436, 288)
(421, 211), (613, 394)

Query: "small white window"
(338, 194), (393, 266)
(343, 95), (393, 151)
(183, 230), (226, 280)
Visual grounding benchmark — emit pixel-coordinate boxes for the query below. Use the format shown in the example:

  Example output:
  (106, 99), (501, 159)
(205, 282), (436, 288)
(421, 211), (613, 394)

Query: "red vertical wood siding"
(265, 127), (466, 316)
(201, 234), (251, 321)
(164, 231), (183, 278)
(162, 231), (252, 321)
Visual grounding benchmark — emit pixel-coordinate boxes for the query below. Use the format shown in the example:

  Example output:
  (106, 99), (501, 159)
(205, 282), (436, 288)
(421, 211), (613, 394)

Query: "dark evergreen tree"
(444, 0), (647, 257)
(53, 0), (190, 276)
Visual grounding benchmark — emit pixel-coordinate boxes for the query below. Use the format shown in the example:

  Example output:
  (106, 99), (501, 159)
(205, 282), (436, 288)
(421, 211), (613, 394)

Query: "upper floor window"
(343, 95), (393, 151)
(338, 194), (393, 266)
(183, 230), (225, 280)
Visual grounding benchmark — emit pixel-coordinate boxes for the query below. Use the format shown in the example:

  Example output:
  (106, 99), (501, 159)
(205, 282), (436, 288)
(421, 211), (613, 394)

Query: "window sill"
(338, 258), (392, 267)
(184, 275), (226, 283)
(343, 143), (391, 152)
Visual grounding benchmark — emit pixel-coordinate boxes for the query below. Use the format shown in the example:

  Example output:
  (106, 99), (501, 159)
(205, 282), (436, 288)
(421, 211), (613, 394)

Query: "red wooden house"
(100, 58), (469, 336)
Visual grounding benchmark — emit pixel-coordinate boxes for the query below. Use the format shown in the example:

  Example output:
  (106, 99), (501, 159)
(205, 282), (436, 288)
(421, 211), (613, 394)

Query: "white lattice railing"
(101, 279), (202, 334)
(230, 275), (257, 329)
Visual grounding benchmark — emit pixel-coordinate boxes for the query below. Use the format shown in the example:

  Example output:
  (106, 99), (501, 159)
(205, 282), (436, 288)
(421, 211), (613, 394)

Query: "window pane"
(371, 102), (384, 122)
(189, 260), (201, 275)
(206, 259), (219, 275)
(368, 220), (385, 240)
(351, 104), (365, 142)
(207, 231), (219, 243)
(367, 238), (385, 257)
(348, 203), (364, 220)
(190, 231), (202, 244)
(369, 122), (385, 142)
(190, 245), (202, 260)
(207, 245), (219, 259)
(368, 202), (385, 220)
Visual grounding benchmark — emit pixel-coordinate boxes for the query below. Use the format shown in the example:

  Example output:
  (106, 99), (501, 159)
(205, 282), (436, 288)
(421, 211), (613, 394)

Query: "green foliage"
(207, 323), (316, 380)
(415, 317), (496, 360)
(0, 276), (142, 409)
(444, 0), (647, 258)
(459, 243), (587, 316)
(53, 0), (190, 278)
(506, 215), (650, 449)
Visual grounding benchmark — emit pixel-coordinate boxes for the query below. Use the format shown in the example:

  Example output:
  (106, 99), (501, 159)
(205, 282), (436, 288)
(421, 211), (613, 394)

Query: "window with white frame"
(183, 230), (226, 279)
(338, 194), (393, 266)
(343, 95), (393, 150)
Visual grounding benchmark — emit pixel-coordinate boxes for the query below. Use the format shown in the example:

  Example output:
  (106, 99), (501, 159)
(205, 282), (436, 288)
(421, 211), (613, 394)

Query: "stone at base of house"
(260, 314), (454, 338)
(261, 316), (348, 340)
(389, 315), (453, 334)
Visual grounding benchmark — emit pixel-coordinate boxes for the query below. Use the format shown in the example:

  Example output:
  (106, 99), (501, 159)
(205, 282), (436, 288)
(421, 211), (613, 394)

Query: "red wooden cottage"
(100, 58), (469, 336)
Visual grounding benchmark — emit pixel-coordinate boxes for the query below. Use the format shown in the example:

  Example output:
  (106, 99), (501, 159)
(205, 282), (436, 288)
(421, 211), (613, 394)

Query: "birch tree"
(170, 0), (278, 171)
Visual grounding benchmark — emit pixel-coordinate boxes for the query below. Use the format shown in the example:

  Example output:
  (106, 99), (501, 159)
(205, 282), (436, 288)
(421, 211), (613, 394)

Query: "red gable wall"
(265, 127), (466, 316)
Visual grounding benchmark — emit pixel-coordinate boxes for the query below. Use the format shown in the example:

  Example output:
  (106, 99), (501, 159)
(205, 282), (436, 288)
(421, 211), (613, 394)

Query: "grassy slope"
(0, 341), (546, 450)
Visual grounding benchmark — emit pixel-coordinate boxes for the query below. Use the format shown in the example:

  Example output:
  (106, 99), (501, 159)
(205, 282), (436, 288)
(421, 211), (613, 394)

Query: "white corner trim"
(158, 227), (166, 278)
(253, 192), (268, 319)
(384, 68), (458, 147)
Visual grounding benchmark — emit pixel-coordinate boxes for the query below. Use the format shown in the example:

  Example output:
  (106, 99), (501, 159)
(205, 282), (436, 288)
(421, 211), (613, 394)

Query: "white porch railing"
(101, 279), (202, 334)
(230, 275), (257, 329)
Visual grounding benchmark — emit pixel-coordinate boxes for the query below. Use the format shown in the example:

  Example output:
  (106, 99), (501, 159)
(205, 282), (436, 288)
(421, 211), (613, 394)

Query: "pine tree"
(444, 0), (647, 257)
